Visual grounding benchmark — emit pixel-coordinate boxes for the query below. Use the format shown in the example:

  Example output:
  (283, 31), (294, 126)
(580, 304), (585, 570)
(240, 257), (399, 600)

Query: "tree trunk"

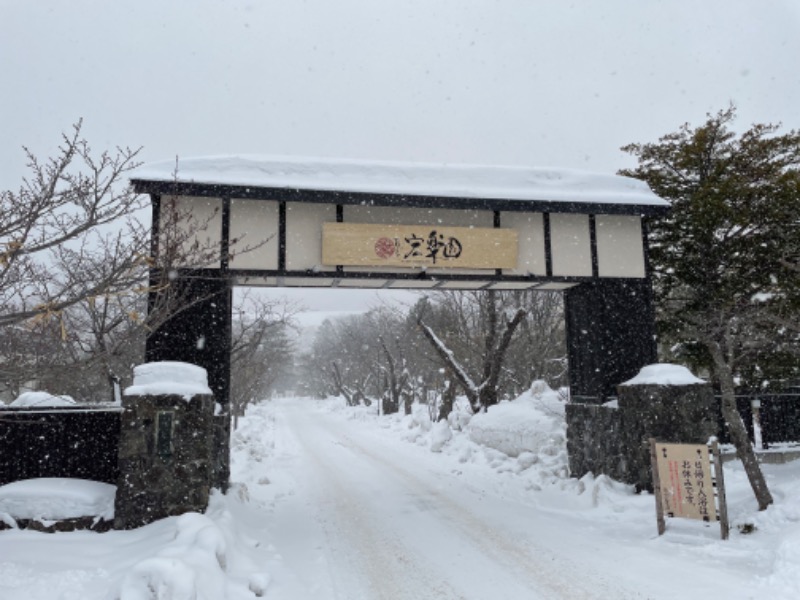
(379, 336), (408, 414)
(331, 362), (356, 406)
(403, 392), (413, 415)
(477, 307), (527, 410)
(416, 320), (480, 411)
(437, 374), (456, 422)
(708, 341), (773, 510)
(417, 307), (526, 413)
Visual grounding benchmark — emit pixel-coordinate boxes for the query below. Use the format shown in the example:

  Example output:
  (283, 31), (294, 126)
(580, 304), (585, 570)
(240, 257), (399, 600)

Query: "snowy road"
(245, 401), (662, 600)
(2, 395), (791, 599)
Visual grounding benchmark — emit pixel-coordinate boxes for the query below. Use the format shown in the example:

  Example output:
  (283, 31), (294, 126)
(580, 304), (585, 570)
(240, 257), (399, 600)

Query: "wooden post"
(711, 440), (730, 541)
(649, 438), (666, 536)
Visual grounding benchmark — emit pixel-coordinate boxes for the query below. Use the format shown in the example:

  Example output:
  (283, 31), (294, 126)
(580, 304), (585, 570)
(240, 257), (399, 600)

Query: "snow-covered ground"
(2, 388), (800, 599)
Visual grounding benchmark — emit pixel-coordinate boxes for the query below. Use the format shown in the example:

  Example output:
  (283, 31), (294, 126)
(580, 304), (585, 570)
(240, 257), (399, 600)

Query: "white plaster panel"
(501, 212), (546, 275)
(596, 215), (646, 278)
(159, 195), (222, 268)
(286, 203), (337, 271)
(550, 213), (592, 277)
(229, 199), (279, 270)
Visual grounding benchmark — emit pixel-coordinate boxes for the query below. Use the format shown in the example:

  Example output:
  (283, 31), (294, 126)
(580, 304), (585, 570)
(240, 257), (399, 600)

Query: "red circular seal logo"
(374, 237), (395, 259)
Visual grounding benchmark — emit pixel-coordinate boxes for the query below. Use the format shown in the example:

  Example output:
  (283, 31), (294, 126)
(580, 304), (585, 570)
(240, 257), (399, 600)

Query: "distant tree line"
(295, 290), (567, 416)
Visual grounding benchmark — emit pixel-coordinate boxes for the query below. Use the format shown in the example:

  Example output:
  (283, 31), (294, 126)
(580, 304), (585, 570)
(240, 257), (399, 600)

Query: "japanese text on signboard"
(654, 443), (717, 522)
(374, 230), (463, 264)
(321, 223), (518, 269)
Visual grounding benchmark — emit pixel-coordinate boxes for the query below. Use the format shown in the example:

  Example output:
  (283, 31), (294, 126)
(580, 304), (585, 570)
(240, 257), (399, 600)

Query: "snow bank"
(430, 420), (453, 453)
(115, 511), (228, 600)
(6, 396), (800, 599)
(114, 490), (271, 600)
(0, 478), (115, 521)
(124, 361), (212, 400)
(9, 391), (75, 408)
(620, 363), (706, 386)
(468, 382), (565, 458)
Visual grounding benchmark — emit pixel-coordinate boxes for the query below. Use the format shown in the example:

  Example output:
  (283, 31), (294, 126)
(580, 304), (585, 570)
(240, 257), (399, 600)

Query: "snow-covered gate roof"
(131, 156), (668, 290)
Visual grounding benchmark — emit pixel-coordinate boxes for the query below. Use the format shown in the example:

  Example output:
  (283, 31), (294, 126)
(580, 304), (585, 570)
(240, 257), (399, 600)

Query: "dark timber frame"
(134, 170), (666, 485)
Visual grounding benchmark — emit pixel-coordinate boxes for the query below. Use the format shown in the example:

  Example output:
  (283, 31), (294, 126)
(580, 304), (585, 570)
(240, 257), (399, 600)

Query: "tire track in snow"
(281, 405), (651, 600)
(326, 420), (648, 600)
(287, 409), (468, 600)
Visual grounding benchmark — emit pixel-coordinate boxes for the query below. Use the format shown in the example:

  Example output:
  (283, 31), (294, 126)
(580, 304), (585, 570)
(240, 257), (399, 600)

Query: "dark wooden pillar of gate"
(145, 270), (232, 489)
(564, 278), (658, 403)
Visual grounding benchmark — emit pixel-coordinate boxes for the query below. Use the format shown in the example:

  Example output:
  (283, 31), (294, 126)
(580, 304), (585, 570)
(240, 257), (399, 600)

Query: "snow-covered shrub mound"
(430, 420), (452, 452)
(447, 397), (473, 431)
(398, 405), (434, 444)
(0, 478), (115, 522)
(467, 381), (565, 458)
(318, 395), (377, 421)
(231, 403), (274, 467)
(10, 391), (75, 407)
(115, 512), (229, 600)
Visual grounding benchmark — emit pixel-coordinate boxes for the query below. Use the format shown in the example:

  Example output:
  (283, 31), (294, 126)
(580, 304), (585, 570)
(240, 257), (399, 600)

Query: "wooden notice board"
(650, 440), (729, 539)
(321, 222), (518, 269)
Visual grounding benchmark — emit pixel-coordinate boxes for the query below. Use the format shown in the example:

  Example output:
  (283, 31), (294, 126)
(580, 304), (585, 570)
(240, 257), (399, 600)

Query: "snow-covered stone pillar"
(114, 362), (215, 529)
(566, 364), (718, 489)
(616, 364), (717, 491)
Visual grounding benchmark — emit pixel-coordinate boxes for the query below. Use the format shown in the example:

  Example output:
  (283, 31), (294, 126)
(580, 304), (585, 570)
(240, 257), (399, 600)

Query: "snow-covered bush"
(10, 391), (75, 407)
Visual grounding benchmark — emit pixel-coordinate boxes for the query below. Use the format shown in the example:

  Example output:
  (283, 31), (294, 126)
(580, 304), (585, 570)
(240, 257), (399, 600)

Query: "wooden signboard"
(650, 440), (729, 540)
(321, 222), (518, 269)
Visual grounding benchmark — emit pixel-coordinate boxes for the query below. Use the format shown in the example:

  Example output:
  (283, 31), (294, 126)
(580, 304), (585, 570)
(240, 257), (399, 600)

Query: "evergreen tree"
(620, 106), (800, 510)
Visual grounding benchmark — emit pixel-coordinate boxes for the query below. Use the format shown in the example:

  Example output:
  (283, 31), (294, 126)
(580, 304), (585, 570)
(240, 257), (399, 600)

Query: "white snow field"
(2, 388), (800, 599)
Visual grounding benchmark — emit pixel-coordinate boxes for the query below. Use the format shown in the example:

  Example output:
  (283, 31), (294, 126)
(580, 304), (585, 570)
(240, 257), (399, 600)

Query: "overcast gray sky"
(3, 0), (799, 311)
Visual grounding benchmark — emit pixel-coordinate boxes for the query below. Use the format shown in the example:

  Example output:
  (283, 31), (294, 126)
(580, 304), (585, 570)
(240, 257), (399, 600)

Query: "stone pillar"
(617, 364), (717, 491)
(565, 403), (628, 482)
(114, 363), (215, 529)
(145, 271), (232, 491)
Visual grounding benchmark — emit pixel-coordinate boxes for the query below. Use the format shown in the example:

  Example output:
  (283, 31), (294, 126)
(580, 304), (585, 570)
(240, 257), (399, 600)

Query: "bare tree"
(504, 291), (566, 392)
(418, 291), (527, 413)
(330, 361), (372, 407)
(378, 335), (411, 415)
(305, 307), (407, 404)
(1, 121), (146, 328)
(229, 290), (298, 422)
(0, 123), (236, 403)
